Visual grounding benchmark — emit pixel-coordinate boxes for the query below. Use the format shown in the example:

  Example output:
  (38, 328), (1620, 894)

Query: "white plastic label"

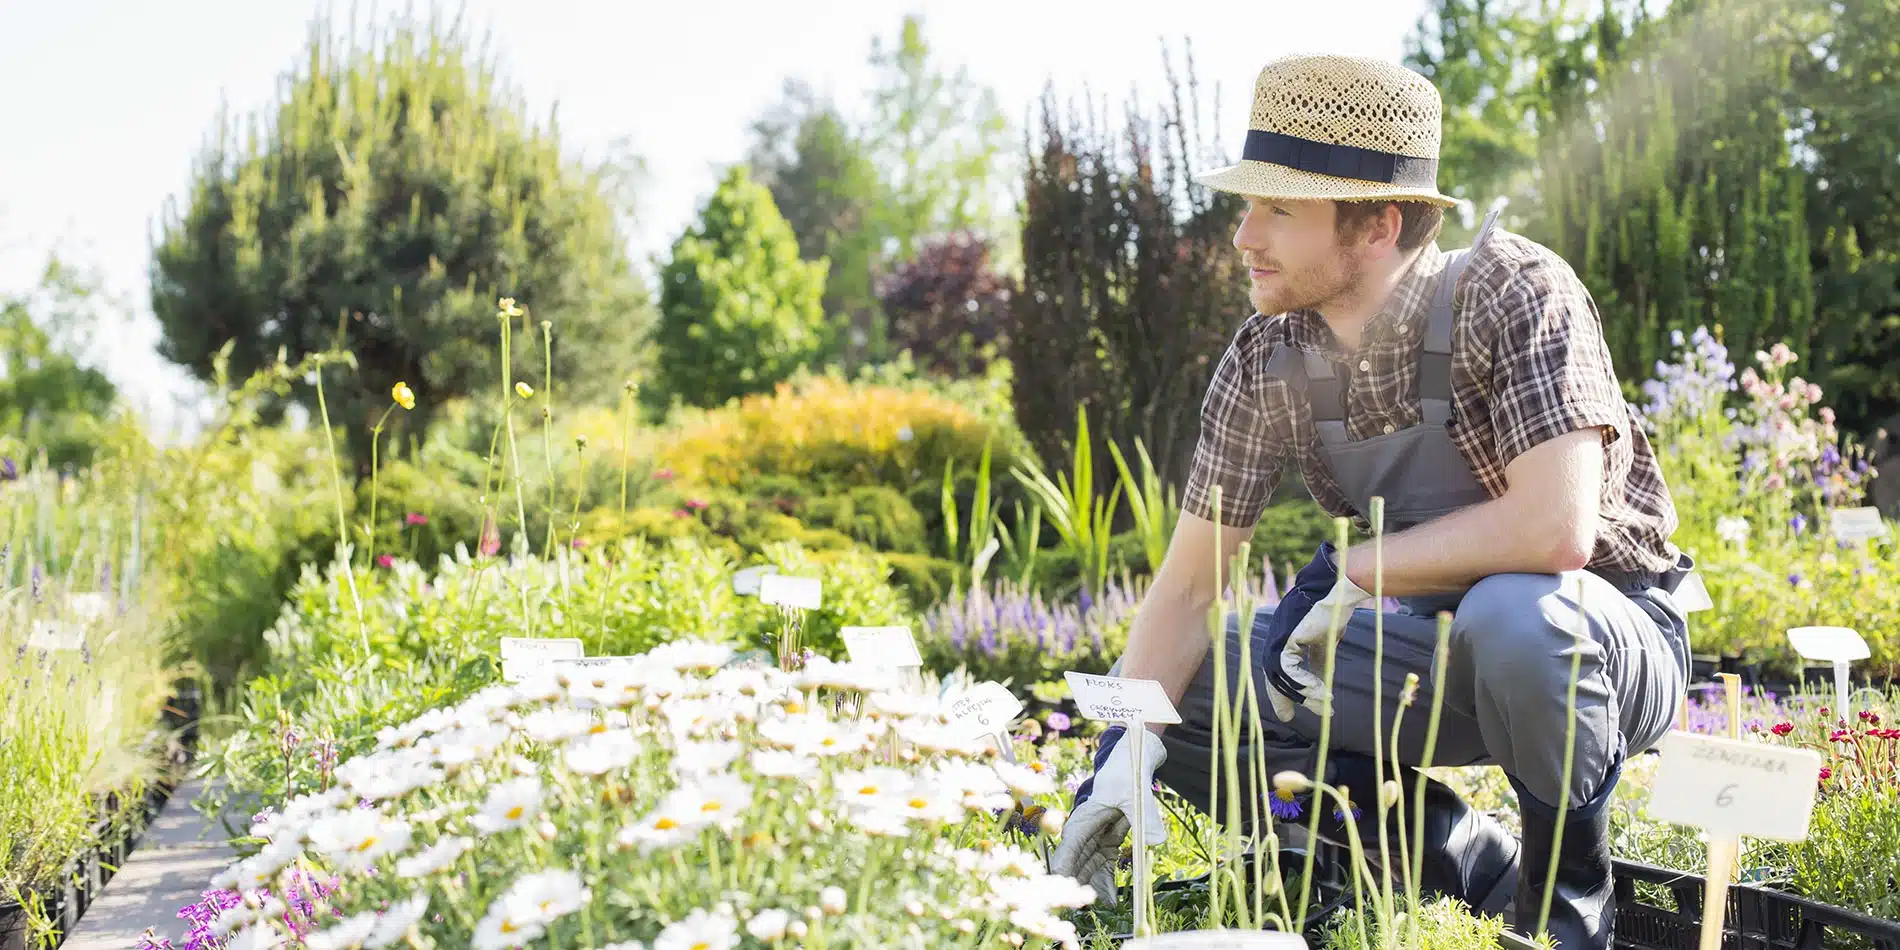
(758, 574), (822, 610)
(500, 637), (584, 682)
(1673, 571), (1714, 613)
(548, 656), (644, 678)
(840, 625), (921, 669)
(1064, 672), (1182, 725)
(731, 565), (778, 595)
(1647, 732), (1822, 841)
(1787, 626), (1870, 662)
(27, 621), (84, 652)
(1830, 506), (1886, 543)
(947, 681), (1025, 738)
(1124, 932), (1308, 949)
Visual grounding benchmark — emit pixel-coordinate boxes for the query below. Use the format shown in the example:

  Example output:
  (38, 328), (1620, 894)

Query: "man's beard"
(1250, 252), (1365, 317)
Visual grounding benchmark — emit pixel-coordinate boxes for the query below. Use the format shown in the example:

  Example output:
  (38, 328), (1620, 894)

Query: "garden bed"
(0, 694), (200, 950)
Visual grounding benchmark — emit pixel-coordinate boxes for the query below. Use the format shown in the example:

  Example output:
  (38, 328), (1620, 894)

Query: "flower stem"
(312, 358), (369, 657)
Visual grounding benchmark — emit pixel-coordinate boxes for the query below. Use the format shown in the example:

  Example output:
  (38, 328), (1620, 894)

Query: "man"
(1047, 54), (1695, 950)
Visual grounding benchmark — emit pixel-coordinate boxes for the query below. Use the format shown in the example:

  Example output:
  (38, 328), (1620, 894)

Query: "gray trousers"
(1120, 570), (1691, 819)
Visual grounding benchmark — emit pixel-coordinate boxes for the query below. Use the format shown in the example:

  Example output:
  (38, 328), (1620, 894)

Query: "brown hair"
(1333, 200), (1444, 252)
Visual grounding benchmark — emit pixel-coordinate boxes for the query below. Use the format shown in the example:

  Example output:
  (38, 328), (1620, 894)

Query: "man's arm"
(1338, 425), (1606, 596)
(1114, 512), (1256, 731)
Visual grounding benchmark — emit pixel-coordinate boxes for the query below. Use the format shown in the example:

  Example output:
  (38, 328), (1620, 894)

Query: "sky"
(0, 0), (1429, 440)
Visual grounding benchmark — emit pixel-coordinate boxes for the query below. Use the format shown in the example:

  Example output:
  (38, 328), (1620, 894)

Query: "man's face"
(1232, 198), (1369, 316)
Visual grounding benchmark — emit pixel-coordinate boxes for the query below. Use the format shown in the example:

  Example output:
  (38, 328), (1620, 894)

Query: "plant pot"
(1612, 858), (1900, 950)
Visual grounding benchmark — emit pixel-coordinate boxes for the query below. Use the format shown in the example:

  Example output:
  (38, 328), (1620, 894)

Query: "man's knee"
(1452, 572), (1595, 680)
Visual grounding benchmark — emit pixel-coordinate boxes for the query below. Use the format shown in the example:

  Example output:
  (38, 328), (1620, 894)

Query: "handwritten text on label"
(1647, 732), (1822, 841)
(1064, 672), (1182, 725)
(499, 637), (584, 682)
(947, 682), (1025, 738)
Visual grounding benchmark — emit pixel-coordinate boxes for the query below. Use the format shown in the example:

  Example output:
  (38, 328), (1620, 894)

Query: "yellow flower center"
(701, 801), (724, 813)
(505, 806), (525, 821)
(1029, 762), (1048, 773)
(654, 817), (679, 831)
(590, 723), (608, 734)
(354, 836), (378, 852)
(908, 798), (929, 809)
(500, 919), (520, 935)
(691, 943), (711, 950)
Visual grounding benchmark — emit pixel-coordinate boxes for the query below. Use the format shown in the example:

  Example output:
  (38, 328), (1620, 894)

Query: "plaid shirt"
(1182, 229), (1681, 575)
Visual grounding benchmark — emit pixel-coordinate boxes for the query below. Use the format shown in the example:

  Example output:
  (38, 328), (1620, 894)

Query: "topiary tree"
(150, 10), (653, 468)
(652, 165), (829, 410)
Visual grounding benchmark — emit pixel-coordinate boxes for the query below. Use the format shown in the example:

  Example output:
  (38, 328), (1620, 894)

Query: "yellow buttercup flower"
(515, 382), (535, 399)
(391, 381), (416, 410)
(498, 297), (523, 318)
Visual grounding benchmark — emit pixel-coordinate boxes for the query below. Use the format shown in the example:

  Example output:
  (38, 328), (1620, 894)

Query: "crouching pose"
(1047, 54), (1696, 950)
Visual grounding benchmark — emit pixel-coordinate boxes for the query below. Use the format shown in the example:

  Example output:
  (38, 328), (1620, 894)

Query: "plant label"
(1647, 732), (1822, 841)
(758, 574), (821, 610)
(947, 681), (1025, 739)
(549, 656), (644, 679)
(1787, 626), (1870, 663)
(1830, 506), (1885, 543)
(1124, 933), (1308, 949)
(1673, 571), (1714, 613)
(499, 636), (584, 683)
(27, 621), (83, 652)
(840, 625), (921, 669)
(1064, 672), (1181, 725)
(731, 565), (778, 596)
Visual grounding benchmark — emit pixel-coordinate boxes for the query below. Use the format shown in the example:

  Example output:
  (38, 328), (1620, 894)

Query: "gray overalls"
(1128, 210), (1693, 819)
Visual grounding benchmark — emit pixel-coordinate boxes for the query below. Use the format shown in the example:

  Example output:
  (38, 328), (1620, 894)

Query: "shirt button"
(1358, 359), (1371, 372)
(1397, 323), (1409, 334)
(1383, 423), (1397, 435)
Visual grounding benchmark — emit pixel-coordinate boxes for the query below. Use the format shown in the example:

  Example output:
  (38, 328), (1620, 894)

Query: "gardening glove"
(1047, 725), (1168, 906)
(1262, 542), (1372, 722)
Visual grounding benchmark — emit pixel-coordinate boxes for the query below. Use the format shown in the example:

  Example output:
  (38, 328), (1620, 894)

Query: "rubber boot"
(1310, 754), (1520, 915)
(1509, 758), (1621, 950)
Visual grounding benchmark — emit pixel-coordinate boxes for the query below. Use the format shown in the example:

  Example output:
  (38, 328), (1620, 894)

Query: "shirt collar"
(1285, 242), (1446, 359)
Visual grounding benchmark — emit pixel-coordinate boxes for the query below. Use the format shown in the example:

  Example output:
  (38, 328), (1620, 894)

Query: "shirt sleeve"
(1180, 318), (1285, 528)
(1476, 251), (1631, 467)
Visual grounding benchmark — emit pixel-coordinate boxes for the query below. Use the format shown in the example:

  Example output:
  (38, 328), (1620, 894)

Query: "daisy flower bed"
(169, 640), (1095, 950)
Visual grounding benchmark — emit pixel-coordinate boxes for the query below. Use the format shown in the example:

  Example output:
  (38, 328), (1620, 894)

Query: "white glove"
(1047, 728), (1169, 905)
(1269, 568), (1372, 722)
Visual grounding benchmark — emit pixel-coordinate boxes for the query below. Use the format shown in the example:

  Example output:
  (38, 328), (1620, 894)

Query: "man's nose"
(1232, 203), (1267, 255)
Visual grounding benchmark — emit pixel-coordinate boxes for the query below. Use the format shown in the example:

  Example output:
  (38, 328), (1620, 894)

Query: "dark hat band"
(1242, 129), (1438, 188)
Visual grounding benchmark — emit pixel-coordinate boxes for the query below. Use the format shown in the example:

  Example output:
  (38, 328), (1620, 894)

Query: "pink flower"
(684, 498), (708, 511)
(375, 554), (395, 568)
(570, 538), (588, 549)
(1829, 729), (1851, 743)
(1820, 407), (1836, 425)
(1807, 383), (1823, 403)
(405, 512), (428, 526)
(1818, 766), (1832, 783)
(654, 468), (675, 481)
(1772, 722), (1794, 737)
(1770, 342), (1797, 367)
(673, 509), (690, 518)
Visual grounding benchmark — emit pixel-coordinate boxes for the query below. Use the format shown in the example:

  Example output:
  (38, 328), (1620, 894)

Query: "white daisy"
(521, 707), (595, 743)
(223, 923), (284, 950)
(795, 657), (897, 694)
(306, 911), (379, 950)
(848, 806), (914, 838)
(394, 835), (472, 878)
(653, 908), (739, 950)
(992, 761), (1057, 800)
(748, 749), (817, 780)
(649, 639), (734, 672)
(672, 739), (741, 775)
(831, 767), (913, 805)
(366, 894), (430, 949)
(564, 729), (641, 775)
(818, 886), (848, 915)
(305, 812), (414, 871)
(744, 908), (791, 941)
(895, 719), (988, 756)
(472, 776), (543, 833)
(1008, 908), (1080, 947)
(473, 869), (590, 950)
(659, 774), (754, 832)
(889, 784), (966, 824)
(615, 812), (701, 854)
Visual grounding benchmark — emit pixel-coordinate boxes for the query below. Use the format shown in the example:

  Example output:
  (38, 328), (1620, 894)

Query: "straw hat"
(1196, 54), (1458, 208)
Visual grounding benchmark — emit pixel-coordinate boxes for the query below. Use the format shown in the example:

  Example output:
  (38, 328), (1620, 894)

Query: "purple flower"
(1045, 711), (1072, 733)
(1790, 513), (1808, 535)
(1788, 572), (1805, 587)
(0, 457), (16, 482)
(1270, 789), (1304, 821)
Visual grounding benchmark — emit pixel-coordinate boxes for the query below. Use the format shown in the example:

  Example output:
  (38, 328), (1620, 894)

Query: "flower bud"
(1272, 771), (1313, 795)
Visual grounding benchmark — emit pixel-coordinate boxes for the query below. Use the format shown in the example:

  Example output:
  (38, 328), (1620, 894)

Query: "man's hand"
(1047, 726), (1169, 905)
(1264, 543), (1371, 720)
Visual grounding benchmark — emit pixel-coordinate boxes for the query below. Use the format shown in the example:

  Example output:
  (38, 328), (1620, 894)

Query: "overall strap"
(1418, 207), (1503, 424)
(1299, 349), (1352, 446)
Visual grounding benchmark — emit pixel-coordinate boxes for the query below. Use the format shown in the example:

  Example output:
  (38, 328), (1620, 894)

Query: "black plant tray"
(1613, 858), (1900, 950)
